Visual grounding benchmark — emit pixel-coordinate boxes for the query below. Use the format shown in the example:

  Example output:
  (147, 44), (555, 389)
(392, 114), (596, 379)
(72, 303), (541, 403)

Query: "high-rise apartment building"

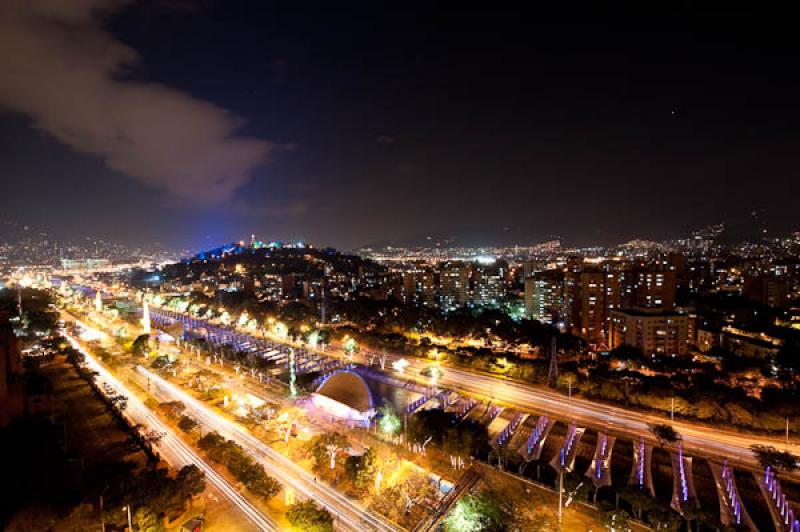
(473, 270), (504, 307)
(401, 268), (424, 304)
(561, 259), (678, 346)
(633, 270), (676, 309)
(743, 274), (789, 308)
(421, 270), (438, 307)
(440, 262), (471, 309)
(564, 269), (607, 344)
(610, 308), (689, 356)
(524, 270), (563, 324)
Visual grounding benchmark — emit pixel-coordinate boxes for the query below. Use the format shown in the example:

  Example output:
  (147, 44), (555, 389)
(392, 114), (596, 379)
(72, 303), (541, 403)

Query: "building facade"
(610, 308), (690, 356)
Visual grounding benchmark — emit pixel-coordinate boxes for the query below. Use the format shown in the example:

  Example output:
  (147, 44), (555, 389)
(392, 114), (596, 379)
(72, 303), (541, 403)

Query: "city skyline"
(1, 2), (799, 250)
(5, 4), (800, 532)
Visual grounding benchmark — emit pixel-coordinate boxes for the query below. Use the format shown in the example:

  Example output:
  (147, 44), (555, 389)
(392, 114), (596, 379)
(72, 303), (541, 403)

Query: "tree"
(646, 507), (682, 531)
(648, 423), (681, 447)
(175, 465), (206, 499)
(750, 444), (799, 473)
(150, 355), (170, 369)
(197, 432), (278, 498)
(318, 329), (331, 345)
(378, 401), (401, 435)
(370, 471), (439, 524)
(160, 401), (185, 420)
(248, 472), (281, 499)
(599, 504), (632, 532)
(407, 409), (453, 445)
(198, 431), (226, 452)
(345, 447), (379, 490)
(774, 337), (800, 384)
(134, 506), (164, 532)
(109, 394), (128, 412)
(230, 457), (280, 499)
(310, 432), (349, 471)
(286, 500), (334, 532)
(178, 415), (198, 432)
(132, 334), (150, 357)
(444, 494), (505, 532)
(369, 485), (405, 523)
(443, 419), (489, 460)
(609, 345), (645, 365)
(64, 347), (85, 366)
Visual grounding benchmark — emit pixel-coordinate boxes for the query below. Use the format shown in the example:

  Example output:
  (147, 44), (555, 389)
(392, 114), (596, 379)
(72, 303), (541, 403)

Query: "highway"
(64, 308), (400, 531)
(137, 364), (399, 532)
(432, 363), (785, 465)
(358, 350), (800, 472)
(67, 288), (799, 472)
(241, 325), (796, 472)
(64, 333), (280, 532)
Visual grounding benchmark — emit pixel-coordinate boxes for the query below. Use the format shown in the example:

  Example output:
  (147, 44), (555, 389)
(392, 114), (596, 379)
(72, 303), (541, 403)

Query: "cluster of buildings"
(524, 256), (688, 354)
(160, 243), (382, 303)
(361, 239), (562, 263)
(0, 221), (173, 274)
(153, 229), (800, 361)
(160, 242), (513, 311)
(523, 248), (800, 358)
(396, 259), (509, 310)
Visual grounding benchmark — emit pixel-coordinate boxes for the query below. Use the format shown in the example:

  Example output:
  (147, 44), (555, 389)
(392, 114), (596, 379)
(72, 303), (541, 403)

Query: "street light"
(122, 505), (132, 532)
(565, 374), (575, 400)
(392, 358), (409, 373)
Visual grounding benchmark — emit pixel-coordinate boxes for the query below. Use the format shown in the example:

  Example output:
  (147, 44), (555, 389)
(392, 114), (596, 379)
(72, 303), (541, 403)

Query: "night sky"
(0, 1), (798, 250)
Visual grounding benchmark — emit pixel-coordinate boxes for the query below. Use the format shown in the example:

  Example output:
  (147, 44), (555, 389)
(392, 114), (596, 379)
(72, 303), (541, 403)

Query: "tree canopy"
(751, 444), (799, 473)
(444, 494), (505, 532)
(310, 432), (350, 471)
(286, 501), (334, 532)
(648, 423), (681, 447)
(345, 447), (379, 490)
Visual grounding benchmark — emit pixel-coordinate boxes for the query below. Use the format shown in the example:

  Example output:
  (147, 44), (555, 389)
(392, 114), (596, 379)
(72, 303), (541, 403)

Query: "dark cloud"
(0, 0), (273, 205)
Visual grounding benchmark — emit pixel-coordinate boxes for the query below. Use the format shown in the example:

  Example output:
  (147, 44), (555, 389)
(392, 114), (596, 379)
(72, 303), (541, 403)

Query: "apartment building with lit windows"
(610, 308), (689, 356)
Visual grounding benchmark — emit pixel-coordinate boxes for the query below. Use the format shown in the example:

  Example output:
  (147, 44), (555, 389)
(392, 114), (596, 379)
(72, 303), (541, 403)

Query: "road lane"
(65, 333), (280, 532)
(136, 365), (399, 532)
(71, 293), (800, 473)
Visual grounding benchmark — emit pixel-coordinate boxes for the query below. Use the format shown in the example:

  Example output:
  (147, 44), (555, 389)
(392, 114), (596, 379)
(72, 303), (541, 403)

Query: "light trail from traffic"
(136, 365), (400, 532)
(401, 358), (797, 470)
(272, 328), (800, 473)
(144, 300), (799, 468)
(64, 332), (279, 532)
(71, 290), (800, 473)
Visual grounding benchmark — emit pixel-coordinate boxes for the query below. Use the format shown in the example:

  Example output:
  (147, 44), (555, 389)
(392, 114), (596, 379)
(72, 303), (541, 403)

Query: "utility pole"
(547, 336), (558, 389)
(670, 397), (675, 421)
